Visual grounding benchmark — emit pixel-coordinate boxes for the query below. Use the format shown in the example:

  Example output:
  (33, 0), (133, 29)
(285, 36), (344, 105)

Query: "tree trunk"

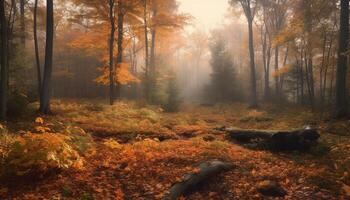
(108, 0), (116, 105)
(164, 160), (234, 200)
(300, 49), (305, 105)
(115, 1), (124, 100)
(34, 0), (41, 97)
(220, 127), (320, 151)
(0, 0), (8, 120)
(39, 0), (54, 114)
(143, 0), (150, 101)
(261, 25), (271, 100)
(149, 3), (157, 103)
(334, 0), (349, 118)
(20, 0), (25, 47)
(274, 46), (279, 97)
(248, 18), (258, 108)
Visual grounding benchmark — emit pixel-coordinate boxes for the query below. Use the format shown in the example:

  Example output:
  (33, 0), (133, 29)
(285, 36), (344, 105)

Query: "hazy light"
(178, 0), (230, 32)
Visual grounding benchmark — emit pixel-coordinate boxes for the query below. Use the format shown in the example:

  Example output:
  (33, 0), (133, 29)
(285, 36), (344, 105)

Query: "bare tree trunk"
(20, 0), (25, 47)
(319, 34), (327, 108)
(274, 46), (279, 97)
(300, 49), (305, 105)
(34, 0), (41, 97)
(261, 24), (271, 100)
(334, 0), (349, 118)
(279, 45), (289, 96)
(115, 0), (124, 100)
(149, 2), (157, 103)
(143, 0), (150, 101)
(323, 35), (334, 103)
(248, 18), (258, 108)
(108, 0), (116, 105)
(39, 0), (54, 114)
(308, 57), (315, 108)
(0, 0), (8, 120)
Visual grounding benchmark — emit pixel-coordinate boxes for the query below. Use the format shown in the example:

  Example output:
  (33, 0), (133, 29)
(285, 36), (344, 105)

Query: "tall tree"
(34, 0), (41, 97)
(20, 0), (26, 47)
(230, 0), (258, 107)
(108, 0), (116, 105)
(334, 0), (349, 118)
(143, 0), (150, 101)
(39, 0), (54, 113)
(0, 0), (8, 120)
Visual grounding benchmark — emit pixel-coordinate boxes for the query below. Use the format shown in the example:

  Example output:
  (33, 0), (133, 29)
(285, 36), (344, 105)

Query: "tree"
(334, 0), (349, 118)
(208, 36), (238, 102)
(0, 0), (8, 120)
(34, 0), (41, 97)
(230, 0), (258, 108)
(20, 0), (26, 47)
(109, 0), (116, 105)
(39, 0), (54, 114)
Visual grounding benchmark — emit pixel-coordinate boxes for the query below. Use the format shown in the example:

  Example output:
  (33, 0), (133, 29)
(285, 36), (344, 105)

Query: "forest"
(0, 0), (350, 199)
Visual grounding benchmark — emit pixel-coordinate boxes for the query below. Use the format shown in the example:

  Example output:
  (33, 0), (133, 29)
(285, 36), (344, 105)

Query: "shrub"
(0, 133), (83, 180)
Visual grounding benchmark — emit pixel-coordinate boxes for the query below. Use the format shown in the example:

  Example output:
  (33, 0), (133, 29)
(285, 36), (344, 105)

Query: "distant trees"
(230, 0), (258, 108)
(334, 0), (349, 118)
(39, 0), (54, 114)
(208, 37), (238, 102)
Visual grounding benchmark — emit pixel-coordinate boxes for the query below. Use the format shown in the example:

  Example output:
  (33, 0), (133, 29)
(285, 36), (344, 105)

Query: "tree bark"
(0, 0), (8, 120)
(334, 0), (349, 118)
(220, 127), (320, 151)
(248, 18), (258, 108)
(108, 0), (116, 105)
(39, 0), (54, 114)
(115, 0), (124, 100)
(34, 0), (41, 97)
(20, 0), (25, 47)
(164, 160), (234, 200)
(143, 0), (150, 101)
(149, 2), (157, 103)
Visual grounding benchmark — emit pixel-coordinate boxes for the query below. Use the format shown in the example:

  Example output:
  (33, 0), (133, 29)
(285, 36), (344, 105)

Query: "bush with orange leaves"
(0, 130), (84, 181)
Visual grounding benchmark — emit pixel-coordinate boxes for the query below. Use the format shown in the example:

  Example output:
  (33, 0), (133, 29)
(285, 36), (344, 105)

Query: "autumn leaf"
(35, 117), (44, 124)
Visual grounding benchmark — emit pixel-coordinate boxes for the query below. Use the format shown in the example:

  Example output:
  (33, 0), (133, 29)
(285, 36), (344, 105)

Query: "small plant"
(0, 133), (84, 180)
(61, 186), (73, 197)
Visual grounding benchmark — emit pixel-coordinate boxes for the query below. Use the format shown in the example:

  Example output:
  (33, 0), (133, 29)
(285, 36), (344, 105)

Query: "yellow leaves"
(343, 184), (350, 197)
(191, 168), (200, 174)
(94, 63), (140, 86)
(103, 139), (122, 150)
(35, 117), (44, 124)
(116, 63), (140, 85)
(35, 126), (51, 133)
(272, 64), (292, 77)
(247, 110), (265, 118)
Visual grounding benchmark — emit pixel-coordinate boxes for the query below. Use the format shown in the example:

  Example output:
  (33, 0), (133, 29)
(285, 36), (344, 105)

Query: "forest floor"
(1, 99), (350, 200)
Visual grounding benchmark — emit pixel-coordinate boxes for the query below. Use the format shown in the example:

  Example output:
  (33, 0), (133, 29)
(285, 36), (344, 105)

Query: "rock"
(257, 180), (287, 197)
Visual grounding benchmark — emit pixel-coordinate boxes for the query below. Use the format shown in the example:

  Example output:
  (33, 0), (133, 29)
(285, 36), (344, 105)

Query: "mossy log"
(218, 126), (320, 151)
(164, 160), (234, 200)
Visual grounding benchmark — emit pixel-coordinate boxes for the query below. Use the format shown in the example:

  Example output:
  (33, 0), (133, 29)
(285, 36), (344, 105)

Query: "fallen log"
(164, 160), (234, 200)
(218, 126), (320, 151)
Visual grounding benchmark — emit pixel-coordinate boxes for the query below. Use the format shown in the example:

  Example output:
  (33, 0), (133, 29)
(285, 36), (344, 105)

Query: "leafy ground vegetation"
(0, 100), (349, 200)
